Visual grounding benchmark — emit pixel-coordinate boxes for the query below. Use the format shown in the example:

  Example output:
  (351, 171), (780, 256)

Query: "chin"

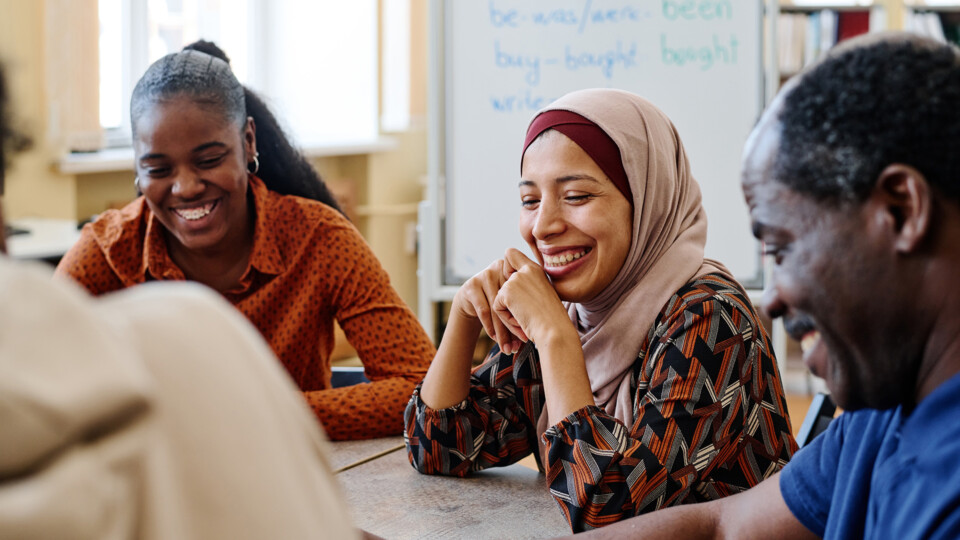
(829, 369), (904, 412)
(551, 283), (579, 303)
(828, 388), (859, 411)
(175, 233), (223, 253)
(821, 361), (860, 411)
(554, 282), (603, 305)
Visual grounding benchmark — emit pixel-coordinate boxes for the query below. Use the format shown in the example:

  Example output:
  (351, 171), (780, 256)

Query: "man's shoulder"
(828, 406), (901, 448)
(783, 407), (899, 476)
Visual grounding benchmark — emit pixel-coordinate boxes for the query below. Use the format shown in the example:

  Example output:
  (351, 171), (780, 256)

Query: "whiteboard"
(439, 0), (763, 287)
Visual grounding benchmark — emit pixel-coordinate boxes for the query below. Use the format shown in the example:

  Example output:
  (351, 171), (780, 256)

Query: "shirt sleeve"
(404, 343), (543, 476)
(542, 293), (795, 532)
(302, 225), (436, 440)
(779, 415), (844, 538)
(54, 225), (126, 295)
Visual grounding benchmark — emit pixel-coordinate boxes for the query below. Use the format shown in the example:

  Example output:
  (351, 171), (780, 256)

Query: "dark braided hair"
(130, 41), (342, 213)
(774, 35), (960, 206)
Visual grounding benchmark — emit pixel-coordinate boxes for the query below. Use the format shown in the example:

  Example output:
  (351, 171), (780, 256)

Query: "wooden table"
(328, 436), (406, 472)
(330, 438), (570, 539)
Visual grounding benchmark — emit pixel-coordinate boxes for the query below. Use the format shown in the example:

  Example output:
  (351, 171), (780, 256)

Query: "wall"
(0, 0), (77, 220)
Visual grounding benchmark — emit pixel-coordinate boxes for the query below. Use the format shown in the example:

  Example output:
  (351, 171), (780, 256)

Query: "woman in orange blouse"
(56, 42), (435, 440)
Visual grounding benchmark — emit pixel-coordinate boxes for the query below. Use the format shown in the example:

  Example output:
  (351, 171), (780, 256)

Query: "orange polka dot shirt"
(55, 175), (436, 440)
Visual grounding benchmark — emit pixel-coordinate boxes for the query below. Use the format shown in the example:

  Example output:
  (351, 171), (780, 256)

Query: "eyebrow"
(518, 174), (601, 188)
(138, 141), (229, 162)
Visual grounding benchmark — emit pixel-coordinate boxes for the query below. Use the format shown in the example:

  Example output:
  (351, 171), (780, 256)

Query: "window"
(381, 0), (411, 132)
(98, 0), (378, 149)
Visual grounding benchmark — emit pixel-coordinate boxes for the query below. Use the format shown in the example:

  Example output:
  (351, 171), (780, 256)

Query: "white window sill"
(57, 136), (398, 175)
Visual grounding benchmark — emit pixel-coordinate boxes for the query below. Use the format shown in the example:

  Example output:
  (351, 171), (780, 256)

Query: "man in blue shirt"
(572, 32), (960, 540)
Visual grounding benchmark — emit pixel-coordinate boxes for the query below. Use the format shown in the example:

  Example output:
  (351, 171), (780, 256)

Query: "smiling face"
(742, 112), (919, 410)
(134, 96), (255, 258)
(519, 130), (632, 303)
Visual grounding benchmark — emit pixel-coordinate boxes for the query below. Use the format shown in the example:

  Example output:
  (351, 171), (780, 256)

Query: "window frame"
(99, 0), (393, 151)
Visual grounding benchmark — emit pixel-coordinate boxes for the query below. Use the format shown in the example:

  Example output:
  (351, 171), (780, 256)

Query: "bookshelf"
(774, 1), (960, 81)
(903, 1), (960, 44)
(775, 1), (887, 79)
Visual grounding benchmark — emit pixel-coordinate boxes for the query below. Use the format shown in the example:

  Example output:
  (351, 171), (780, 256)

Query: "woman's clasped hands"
(453, 248), (573, 356)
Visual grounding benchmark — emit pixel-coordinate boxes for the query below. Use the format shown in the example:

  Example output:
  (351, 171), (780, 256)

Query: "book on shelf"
(905, 10), (948, 43)
(813, 10), (838, 66)
(778, 13), (807, 75)
(837, 11), (870, 42)
(778, 9), (874, 76)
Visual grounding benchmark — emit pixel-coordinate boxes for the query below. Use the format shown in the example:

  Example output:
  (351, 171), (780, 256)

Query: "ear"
(870, 164), (931, 254)
(243, 116), (257, 158)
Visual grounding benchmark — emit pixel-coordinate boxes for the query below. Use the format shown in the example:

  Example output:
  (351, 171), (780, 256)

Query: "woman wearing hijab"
(404, 89), (797, 531)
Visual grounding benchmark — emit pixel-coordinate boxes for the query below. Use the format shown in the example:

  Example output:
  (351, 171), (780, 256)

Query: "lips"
(784, 315), (816, 342)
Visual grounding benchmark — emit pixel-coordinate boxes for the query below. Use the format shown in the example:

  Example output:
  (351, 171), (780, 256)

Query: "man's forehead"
(741, 113), (783, 199)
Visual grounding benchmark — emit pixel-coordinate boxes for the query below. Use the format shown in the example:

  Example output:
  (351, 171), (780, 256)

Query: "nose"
(761, 283), (787, 320)
(171, 169), (205, 199)
(531, 198), (565, 240)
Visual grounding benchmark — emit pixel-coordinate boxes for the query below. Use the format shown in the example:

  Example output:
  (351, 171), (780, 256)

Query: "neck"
(914, 217), (960, 403)
(171, 241), (252, 292)
(167, 198), (255, 293)
(915, 288), (960, 403)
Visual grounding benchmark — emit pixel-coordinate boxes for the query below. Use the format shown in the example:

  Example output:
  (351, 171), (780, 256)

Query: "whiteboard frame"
(419, 0), (780, 341)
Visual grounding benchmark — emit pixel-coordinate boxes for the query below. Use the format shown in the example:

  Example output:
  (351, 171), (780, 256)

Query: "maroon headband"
(522, 109), (632, 205)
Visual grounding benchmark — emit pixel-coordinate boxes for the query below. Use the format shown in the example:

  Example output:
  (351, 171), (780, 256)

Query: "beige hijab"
(527, 89), (733, 434)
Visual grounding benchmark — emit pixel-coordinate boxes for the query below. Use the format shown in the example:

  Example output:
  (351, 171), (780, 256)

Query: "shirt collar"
(144, 210), (181, 281)
(246, 174), (286, 276)
(898, 369), (960, 458)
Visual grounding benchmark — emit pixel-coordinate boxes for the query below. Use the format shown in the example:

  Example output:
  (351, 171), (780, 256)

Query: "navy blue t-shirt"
(780, 372), (960, 539)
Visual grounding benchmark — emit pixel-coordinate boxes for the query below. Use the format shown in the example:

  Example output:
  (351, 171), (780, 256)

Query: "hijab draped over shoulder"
(523, 88), (732, 431)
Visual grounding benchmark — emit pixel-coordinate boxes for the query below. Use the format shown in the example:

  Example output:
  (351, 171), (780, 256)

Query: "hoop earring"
(248, 152), (260, 175)
(134, 176), (140, 189)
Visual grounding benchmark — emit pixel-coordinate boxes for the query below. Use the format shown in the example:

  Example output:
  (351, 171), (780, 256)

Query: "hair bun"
(183, 40), (230, 65)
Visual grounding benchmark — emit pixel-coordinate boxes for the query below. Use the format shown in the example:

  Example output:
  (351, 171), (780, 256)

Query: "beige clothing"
(0, 257), (358, 540)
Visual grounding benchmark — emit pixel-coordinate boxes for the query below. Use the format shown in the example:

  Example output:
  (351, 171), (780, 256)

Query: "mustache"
(782, 314), (817, 341)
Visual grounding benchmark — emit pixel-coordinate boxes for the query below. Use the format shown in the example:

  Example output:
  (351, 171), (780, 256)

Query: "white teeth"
(800, 331), (821, 353)
(174, 201), (215, 221)
(543, 250), (586, 267)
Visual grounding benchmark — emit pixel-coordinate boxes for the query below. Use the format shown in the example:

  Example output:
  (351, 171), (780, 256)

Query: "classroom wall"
(0, 0), (77, 220)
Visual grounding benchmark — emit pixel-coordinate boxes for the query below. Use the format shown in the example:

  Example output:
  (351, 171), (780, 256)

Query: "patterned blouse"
(404, 274), (797, 531)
